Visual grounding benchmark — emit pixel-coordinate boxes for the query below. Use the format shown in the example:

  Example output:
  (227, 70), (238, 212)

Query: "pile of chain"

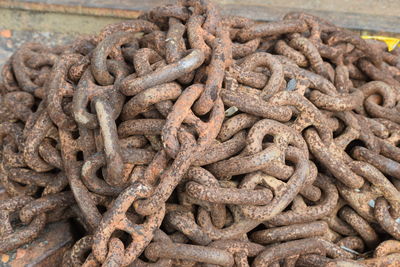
(0, 0), (400, 266)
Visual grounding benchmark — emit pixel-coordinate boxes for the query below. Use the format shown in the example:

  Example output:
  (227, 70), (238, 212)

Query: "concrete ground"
(0, 30), (74, 69)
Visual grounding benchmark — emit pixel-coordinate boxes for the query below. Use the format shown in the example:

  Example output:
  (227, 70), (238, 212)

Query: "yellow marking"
(361, 35), (400, 52)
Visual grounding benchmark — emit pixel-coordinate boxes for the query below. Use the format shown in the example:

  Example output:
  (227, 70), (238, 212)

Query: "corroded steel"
(0, 0), (399, 266)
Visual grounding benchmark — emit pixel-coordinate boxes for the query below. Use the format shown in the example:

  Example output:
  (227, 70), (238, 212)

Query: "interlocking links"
(123, 83), (224, 227)
(0, 195), (46, 253)
(69, 235), (99, 267)
(145, 242), (235, 266)
(353, 146), (400, 179)
(339, 206), (379, 249)
(266, 174), (339, 226)
(208, 240), (264, 267)
(239, 52), (285, 100)
(251, 221), (328, 244)
(94, 97), (124, 187)
(236, 19), (308, 42)
(73, 63), (127, 129)
(375, 197), (400, 240)
(304, 128), (365, 189)
(11, 43), (56, 93)
(118, 49), (205, 96)
(252, 238), (325, 266)
(0, 0), (400, 265)
(239, 147), (309, 221)
(23, 109), (55, 172)
(186, 180), (273, 206)
(59, 127), (100, 231)
(47, 54), (82, 131)
(97, 19), (159, 41)
(91, 32), (136, 86)
(185, 166), (273, 208)
(121, 82), (182, 120)
(92, 182), (165, 265)
(1, 91), (34, 122)
(192, 22), (232, 115)
(81, 148), (154, 196)
(220, 89), (292, 122)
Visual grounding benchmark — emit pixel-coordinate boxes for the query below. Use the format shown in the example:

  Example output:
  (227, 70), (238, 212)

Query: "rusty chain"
(0, 0), (400, 266)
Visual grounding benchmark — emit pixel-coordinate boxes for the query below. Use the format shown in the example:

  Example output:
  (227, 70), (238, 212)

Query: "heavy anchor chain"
(0, 0), (399, 266)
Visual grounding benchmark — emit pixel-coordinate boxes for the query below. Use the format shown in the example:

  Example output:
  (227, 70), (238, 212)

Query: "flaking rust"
(0, 221), (73, 267)
(0, 0), (399, 266)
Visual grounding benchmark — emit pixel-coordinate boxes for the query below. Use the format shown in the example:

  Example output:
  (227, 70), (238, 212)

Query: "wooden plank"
(229, 0), (400, 18)
(0, 0), (399, 34)
(222, 3), (400, 34)
(0, 0), (171, 19)
(0, 7), (127, 34)
(12, 0), (400, 17)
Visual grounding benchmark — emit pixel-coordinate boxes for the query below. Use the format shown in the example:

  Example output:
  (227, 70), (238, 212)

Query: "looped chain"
(0, 0), (400, 265)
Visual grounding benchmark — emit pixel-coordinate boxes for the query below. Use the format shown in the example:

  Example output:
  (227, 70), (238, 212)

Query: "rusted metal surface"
(0, 221), (73, 267)
(0, 0), (400, 266)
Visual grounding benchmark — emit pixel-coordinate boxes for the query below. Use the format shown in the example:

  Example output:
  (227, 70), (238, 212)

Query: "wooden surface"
(0, 0), (399, 34)
(11, 0), (400, 17)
